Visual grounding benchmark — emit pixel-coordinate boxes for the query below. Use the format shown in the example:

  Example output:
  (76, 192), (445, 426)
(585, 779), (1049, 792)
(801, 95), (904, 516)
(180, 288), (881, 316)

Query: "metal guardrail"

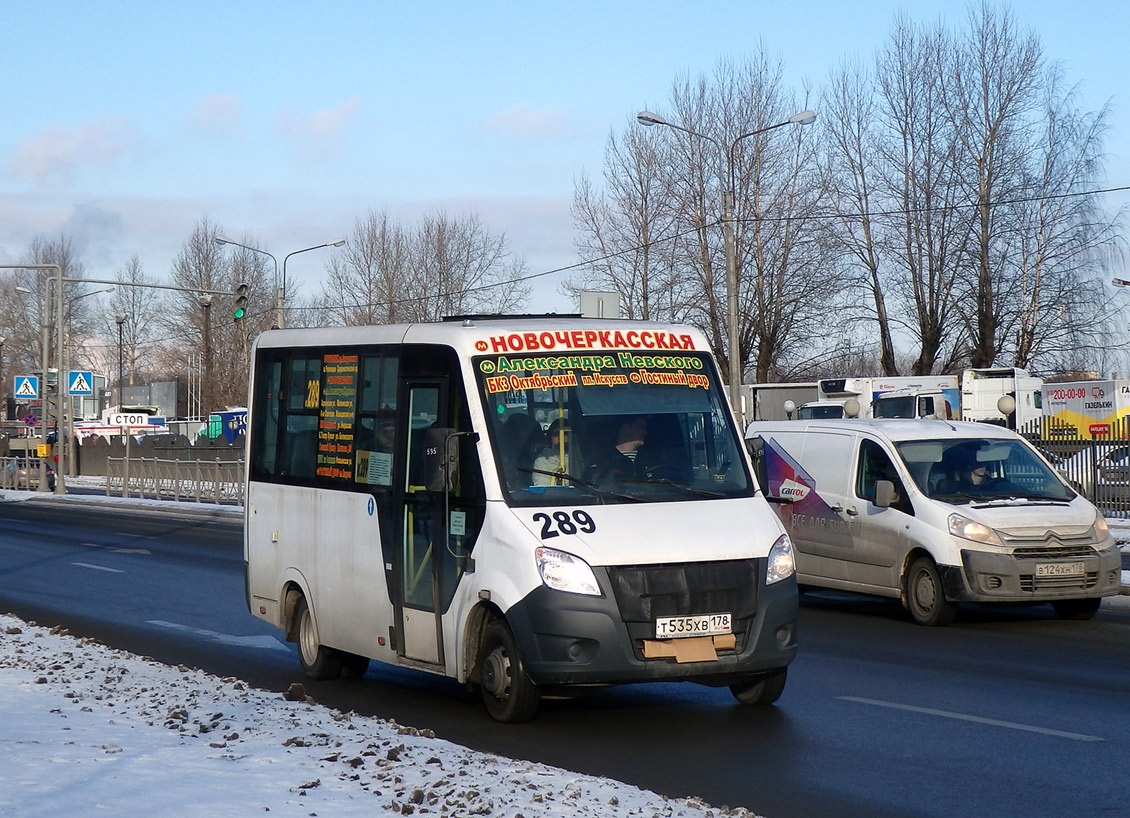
(105, 457), (245, 505)
(0, 456), (51, 491)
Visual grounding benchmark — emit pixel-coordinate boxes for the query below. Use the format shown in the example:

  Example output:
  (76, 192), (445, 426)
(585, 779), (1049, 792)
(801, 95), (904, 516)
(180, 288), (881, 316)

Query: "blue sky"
(2, 1), (1128, 313)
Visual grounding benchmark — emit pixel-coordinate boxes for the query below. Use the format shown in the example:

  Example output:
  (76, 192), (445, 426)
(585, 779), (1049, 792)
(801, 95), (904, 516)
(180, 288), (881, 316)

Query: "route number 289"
(531, 510), (597, 539)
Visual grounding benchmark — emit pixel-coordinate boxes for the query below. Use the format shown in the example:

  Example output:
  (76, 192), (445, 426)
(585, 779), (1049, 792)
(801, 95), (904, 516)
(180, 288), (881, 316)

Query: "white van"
(745, 419), (1122, 625)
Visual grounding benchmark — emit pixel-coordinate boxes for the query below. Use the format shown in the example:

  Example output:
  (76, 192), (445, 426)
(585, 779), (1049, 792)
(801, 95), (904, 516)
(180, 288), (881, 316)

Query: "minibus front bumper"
(502, 559), (798, 687)
(945, 543), (1123, 602)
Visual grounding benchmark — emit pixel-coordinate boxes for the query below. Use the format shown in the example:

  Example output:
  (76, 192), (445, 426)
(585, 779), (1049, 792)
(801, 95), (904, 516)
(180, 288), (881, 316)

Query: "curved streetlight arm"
(282, 239), (347, 293)
(214, 235), (279, 287)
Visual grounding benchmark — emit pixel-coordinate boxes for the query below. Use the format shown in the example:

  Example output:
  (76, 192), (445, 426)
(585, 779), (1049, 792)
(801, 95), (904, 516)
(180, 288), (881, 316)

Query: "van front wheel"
(904, 556), (958, 627)
(477, 620), (540, 723)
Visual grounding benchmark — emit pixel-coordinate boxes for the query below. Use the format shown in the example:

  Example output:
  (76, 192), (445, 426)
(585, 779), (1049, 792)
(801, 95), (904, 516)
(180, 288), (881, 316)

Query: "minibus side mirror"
(874, 479), (896, 508)
(424, 427), (459, 492)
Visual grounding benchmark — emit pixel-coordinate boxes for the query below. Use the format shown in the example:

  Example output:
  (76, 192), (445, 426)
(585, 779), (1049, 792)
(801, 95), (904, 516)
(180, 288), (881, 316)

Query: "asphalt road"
(1, 499), (1128, 818)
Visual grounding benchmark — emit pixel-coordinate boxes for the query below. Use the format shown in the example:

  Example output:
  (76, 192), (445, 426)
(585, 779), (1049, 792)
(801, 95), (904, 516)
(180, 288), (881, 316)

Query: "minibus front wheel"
(477, 620), (540, 723)
(729, 667), (787, 705)
(294, 595), (343, 680)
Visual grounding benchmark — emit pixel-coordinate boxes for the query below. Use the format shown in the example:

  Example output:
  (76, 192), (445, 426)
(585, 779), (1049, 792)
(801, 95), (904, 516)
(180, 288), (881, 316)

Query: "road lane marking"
(71, 562), (125, 574)
(146, 619), (290, 651)
(840, 696), (1104, 742)
(82, 542), (151, 554)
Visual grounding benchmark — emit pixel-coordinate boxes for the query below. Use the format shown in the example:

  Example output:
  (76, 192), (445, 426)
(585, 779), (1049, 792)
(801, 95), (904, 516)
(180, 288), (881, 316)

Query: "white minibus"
(245, 318), (798, 721)
(746, 419), (1122, 625)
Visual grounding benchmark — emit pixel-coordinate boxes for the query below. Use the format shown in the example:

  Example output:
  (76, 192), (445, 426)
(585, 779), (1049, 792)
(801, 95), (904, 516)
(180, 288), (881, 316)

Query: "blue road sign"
(14, 376), (38, 400)
(67, 371), (94, 396)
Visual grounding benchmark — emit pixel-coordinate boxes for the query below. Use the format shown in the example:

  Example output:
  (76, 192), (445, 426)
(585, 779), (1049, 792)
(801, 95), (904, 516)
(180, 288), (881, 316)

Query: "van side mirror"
(874, 479), (896, 508)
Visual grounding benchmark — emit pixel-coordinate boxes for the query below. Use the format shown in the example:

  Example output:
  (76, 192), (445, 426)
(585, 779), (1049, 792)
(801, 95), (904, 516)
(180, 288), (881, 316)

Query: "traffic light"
(233, 283), (248, 322)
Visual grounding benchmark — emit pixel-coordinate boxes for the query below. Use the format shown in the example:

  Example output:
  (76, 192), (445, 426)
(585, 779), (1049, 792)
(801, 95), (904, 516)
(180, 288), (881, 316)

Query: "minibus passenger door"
(399, 383), (446, 665)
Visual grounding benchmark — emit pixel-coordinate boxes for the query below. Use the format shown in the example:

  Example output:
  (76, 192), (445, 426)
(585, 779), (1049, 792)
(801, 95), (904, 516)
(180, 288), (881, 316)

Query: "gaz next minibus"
(245, 318), (798, 721)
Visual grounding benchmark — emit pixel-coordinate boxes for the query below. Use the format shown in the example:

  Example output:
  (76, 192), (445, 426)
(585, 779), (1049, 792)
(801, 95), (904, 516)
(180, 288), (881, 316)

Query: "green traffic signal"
(233, 282), (248, 322)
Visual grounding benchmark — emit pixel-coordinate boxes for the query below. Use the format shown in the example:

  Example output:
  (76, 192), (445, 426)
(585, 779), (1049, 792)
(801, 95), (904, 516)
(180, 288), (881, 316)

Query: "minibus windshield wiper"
(518, 467), (643, 503)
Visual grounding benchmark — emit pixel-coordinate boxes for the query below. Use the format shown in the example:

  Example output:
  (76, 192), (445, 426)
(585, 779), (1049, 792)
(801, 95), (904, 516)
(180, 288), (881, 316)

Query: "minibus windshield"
(895, 437), (1073, 503)
(475, 351), (752, 505)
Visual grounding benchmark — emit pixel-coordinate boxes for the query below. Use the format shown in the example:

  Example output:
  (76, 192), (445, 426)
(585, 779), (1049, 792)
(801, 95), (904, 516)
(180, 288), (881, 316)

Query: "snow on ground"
(1, 484), (759, 817)
(0, 614), (753, 818)
(2, 481), (1128, 817)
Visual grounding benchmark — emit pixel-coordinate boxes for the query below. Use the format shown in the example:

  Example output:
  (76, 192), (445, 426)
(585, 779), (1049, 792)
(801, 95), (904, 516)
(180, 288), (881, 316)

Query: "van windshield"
(895, 437), (1073, 503)
(474, 351), (752, 506)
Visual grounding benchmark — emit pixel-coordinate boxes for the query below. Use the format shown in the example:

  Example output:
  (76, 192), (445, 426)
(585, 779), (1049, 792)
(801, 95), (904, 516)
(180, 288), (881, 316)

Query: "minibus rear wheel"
(904, 556), (958, 627)
(477, 620), (540, 723)
(729, 667), (787, 705)
(295, 595), (343, 680)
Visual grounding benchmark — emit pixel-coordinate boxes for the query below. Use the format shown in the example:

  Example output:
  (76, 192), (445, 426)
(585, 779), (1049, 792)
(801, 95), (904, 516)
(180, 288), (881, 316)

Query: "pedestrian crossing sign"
(68, 371), (94, 396)
(14, 376), (38, 399)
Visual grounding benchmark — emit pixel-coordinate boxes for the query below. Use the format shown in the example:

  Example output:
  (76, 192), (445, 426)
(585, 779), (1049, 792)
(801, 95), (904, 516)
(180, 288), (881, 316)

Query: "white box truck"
(1042, 379), (1130, 438)
(961, 367), (1043, 430)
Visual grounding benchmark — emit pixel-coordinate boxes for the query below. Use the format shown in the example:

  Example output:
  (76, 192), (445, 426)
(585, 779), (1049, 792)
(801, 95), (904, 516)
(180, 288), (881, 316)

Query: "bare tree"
(944, 1), (1043, 367)
(572, 53), (831, 384)
(318, 209), (528, 325)
(569, 123), (686, 321)
(166, 218), (272, 410)
(821, 58), (898, 375)
(105, 255), (162, 388)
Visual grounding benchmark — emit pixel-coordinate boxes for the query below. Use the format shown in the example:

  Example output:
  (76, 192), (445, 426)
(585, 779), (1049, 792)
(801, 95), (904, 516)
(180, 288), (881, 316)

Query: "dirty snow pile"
(0, 613), (760, 818)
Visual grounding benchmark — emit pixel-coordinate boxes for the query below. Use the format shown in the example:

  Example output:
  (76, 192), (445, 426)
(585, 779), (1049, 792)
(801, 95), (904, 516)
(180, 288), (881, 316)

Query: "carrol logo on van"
(778, 478), (810, 501)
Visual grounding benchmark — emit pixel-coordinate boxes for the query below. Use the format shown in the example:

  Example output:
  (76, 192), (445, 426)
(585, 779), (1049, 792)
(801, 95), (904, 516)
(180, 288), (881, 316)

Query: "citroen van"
(745, 419), (1121, 625)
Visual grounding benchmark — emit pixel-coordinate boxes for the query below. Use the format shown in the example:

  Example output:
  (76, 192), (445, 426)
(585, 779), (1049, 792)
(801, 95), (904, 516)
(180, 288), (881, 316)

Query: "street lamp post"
(637, 108), (816, 423)
(115, 314), (126, 405)
(200, 297), (213, 415)
(281, 239), (346, 329)
(0, 336), (5, 422)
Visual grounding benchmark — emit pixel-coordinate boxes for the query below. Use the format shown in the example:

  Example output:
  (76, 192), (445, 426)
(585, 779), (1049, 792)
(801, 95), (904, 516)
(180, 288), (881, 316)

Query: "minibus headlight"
(766, 534), (795, 585)
(947, 513), (1002, 545)
(535, 547), (602, 596)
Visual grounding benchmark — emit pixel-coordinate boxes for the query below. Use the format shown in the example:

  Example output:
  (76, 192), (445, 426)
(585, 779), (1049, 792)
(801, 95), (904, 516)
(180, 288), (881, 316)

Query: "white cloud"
(188, 93), (244, 136)
(275, 97), (363, 145)
(5, 119), (131, 186)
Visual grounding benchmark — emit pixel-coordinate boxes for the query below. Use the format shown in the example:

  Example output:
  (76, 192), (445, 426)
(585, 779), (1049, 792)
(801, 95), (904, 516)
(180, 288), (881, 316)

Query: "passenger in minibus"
(532, 417), (570, 485)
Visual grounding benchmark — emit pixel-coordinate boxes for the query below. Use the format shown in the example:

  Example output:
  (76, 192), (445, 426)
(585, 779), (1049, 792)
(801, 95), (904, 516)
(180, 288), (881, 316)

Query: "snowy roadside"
(0, 614), (755, 818)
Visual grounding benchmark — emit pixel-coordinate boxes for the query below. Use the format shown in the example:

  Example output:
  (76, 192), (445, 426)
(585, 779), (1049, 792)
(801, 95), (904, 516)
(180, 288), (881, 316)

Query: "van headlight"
(948, 513), (1003, 545)
(766, 534), (796, 584)
(535, 546), (602, 596)
(1091, 511), (1111, 541)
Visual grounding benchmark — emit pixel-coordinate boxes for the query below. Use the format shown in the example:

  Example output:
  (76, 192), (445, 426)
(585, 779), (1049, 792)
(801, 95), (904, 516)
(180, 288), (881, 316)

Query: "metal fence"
(0, 456), (52, 491)
(105, 457), (245, 505)
(1020, 417), (1130, 517)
